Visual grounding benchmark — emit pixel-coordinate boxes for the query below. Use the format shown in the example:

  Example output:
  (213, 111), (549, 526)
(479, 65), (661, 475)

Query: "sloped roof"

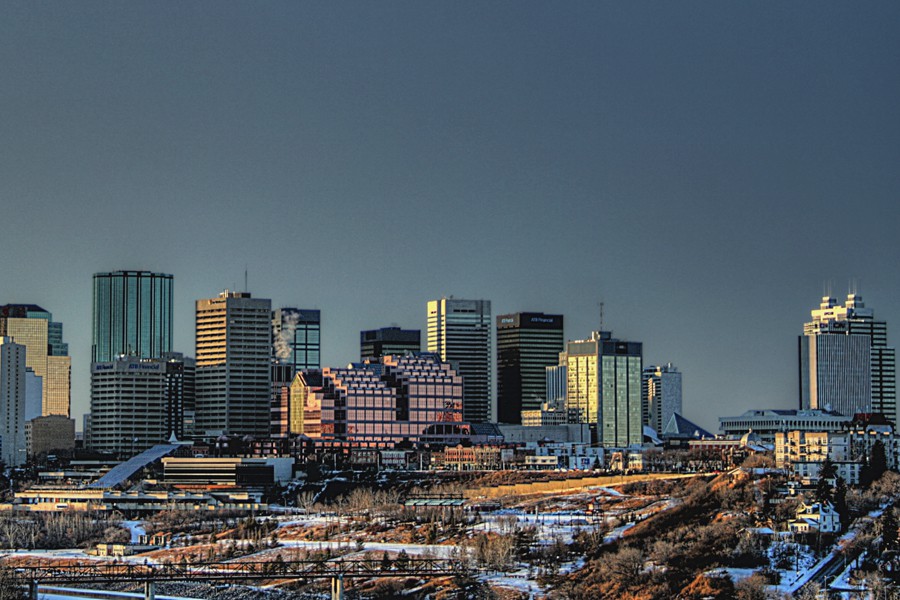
(89, 444), (183, 489)
(662, 413), (715, 439)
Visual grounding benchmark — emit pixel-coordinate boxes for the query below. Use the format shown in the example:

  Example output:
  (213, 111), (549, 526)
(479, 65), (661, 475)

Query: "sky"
(1, 2), (899, 433)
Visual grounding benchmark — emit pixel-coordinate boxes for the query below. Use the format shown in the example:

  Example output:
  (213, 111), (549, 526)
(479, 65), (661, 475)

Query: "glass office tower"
(92, 271), (173, 362)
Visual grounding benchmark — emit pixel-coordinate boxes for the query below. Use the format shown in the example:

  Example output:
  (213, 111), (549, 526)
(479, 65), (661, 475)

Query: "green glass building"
(92, 270), (173, 362)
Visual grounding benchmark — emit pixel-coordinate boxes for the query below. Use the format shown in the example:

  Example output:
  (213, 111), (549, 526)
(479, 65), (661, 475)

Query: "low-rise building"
(789, 501), (841, 534)
(720, 409), (851, 442)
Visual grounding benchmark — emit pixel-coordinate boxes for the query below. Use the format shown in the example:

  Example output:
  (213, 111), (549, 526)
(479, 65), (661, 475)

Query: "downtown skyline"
(1, 3), (899, 433)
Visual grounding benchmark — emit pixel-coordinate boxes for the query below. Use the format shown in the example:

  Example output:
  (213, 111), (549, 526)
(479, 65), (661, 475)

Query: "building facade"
(0, 304), (71, 417)
(92, 271), (173, 363)
(427, 298), (492, 423)
(720, 409), (852, 442)
(800, 294), (896, 420)
(642, 363), (682, 435)
(272, 308), (321, 372)
(294, 353), (468, 447)
(360, 327), (421, 360)
(0, 338), (26, 466)
(496, 312), (564, 424)
(26, 415), (75, 459)
(561, 331), (643, 447)
(195, 292), (272, 438)
(89, 357), (191, 456)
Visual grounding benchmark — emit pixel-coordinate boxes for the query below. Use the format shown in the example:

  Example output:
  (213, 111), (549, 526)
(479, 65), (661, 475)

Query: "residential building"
(294, 353), (468, 447)
(92, 271), (173, 362)
(360, 327), (421, 360)
(496, 312), (564, 424)
(0, 304), (71, 416)
(272, 308), (320, 372)
(642, 363), (682, 434)
(560, 331), (643, 447)
(195, 292), (273, 437)
(790, 501), (841, 534)
(799, 294), (896, 420)
(0, 337), (26, 466)
(427, 298), (492, 423)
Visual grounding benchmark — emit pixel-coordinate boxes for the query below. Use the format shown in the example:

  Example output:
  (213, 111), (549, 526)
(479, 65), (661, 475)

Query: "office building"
(89, 356), (192, 456)
(24, 369), (42, 422)
(800, 294), (896, 420)
(496, 312), (564, 424)
(561, 331), (643, 447)
(196, 291), (272, 438)
(642, 363), (682, 435)
(719, 409), (852, 442)
(161, 353), (195, 441)
(427, 298), (492, 423)
(272, 308), (320, 371)
(546, 364), (567, 409)
(92, 270), (173, 362)
(294, 353), (467, 447)
(0, 304), (71, 417)
(360, 327), (421, 360)
(26, 415), (75, 460)
(0, 337), (26, 466)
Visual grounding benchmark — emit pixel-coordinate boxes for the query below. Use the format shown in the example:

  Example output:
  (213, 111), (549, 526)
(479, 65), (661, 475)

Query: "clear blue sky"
(2, 3), (899, 433)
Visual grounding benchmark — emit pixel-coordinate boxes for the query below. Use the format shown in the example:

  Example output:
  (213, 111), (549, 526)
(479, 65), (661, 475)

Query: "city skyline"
(1, 3), (899, 434)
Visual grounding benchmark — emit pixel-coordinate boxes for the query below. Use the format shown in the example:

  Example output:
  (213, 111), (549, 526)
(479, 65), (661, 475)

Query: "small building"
(789, 501), (841, 534)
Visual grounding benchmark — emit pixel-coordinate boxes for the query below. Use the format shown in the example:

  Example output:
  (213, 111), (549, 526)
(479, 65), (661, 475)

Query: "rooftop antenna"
(850, 277), (858, 295)
(244, 266), (248, 293)
(598, 300), (605, 333)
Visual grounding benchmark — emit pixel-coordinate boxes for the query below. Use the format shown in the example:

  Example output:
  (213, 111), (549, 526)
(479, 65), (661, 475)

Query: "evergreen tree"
(881, 508), (899, 553)
(870, 441), (888, 483)
(833, 476), (850, 531)
(815, 457), (836, 503)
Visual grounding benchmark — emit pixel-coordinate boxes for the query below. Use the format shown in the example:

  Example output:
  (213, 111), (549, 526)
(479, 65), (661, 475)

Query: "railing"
(17, 557), (471, 585)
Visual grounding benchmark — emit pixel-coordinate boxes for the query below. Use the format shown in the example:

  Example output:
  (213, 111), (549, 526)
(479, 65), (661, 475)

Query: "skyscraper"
(92, 270), (173, 362)
(360, 327), (421, 360)
(642, 363), (683, 435)
(427, 298), (492, 423)
(0, 337), (26, 466)
(89, 357), (171, 456)
(272, 308), (321, 372)
(195, 291), (272, 437)
(561, 331), (643, 447)
(0, 304), (71, 417)
(496, 312), (564, 424)
(800, 294), (896, 420)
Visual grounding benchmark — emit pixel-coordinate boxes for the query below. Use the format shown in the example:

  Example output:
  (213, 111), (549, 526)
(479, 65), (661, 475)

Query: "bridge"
(15, 557), (471, 600)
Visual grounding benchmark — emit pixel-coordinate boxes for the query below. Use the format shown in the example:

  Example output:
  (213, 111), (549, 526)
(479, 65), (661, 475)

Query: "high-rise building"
(0, 337), (26, 466)
(294, 353), (467, 447)
(561, 331), (643, 447)
(642, 363), (682, 435)
(800, 294), (896, 420)
(0, 304), (71, 417)
(89, 354), (194, 455)
(360, 327), (421, 360)
(195, 291), (272, 437)
(546, 365), (567, 409)
(161, 352), (195, 441)
(272, 308), (321, 372)
(496, 312), (564, 424)
(92, 270), (173, 362)
(427, 298), (492, 423)
(89, 357), (168, 455)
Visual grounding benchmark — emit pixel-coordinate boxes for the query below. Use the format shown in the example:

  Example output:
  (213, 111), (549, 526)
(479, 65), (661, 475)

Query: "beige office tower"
(195, 291), (272, 438)
(0, 305), (71, 417)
